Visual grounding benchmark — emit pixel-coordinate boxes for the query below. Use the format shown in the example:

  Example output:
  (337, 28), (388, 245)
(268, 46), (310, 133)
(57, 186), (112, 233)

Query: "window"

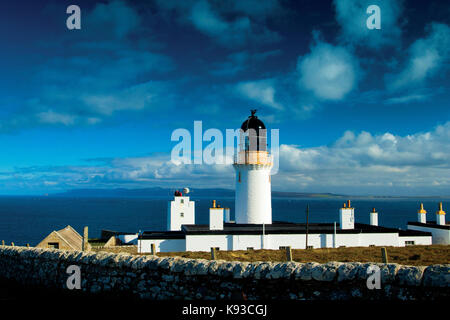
(306, 246), (313, 249)
(180, 212), (184, 218)
(405, 241), (415, 246)
(48, 242), (59, 249)
(247, 247), (254, 251)
(180, 199), (184, 204)
(369, 245), (375, 247)
(279, 246), (288, 250)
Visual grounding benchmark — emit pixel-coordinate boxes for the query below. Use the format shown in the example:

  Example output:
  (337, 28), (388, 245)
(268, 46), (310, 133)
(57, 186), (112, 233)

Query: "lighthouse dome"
(241, 109), (265, 132)
(240, 110), (267, 151)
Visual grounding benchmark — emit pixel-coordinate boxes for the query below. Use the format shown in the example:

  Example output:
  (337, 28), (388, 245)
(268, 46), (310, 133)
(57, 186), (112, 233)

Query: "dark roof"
(241, 110), (266, 133)
(101, 229), (136, 239)
(407, 221), (450, 230)
(139, 231), (185, 240)
(399, 229), (432, 237)
(179, 222), (422, 236)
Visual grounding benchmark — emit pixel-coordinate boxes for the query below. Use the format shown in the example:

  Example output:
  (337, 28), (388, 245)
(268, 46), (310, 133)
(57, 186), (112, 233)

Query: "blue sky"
(0, 0), (449, 195)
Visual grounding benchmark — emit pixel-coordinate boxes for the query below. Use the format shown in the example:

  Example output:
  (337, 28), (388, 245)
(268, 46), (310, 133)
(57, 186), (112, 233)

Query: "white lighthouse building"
(234, 110), (272, 224)
(133, 110), (434, 253)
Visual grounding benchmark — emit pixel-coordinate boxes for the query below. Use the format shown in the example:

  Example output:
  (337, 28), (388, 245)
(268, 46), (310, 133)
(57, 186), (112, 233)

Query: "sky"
(0, 0), (449, 196)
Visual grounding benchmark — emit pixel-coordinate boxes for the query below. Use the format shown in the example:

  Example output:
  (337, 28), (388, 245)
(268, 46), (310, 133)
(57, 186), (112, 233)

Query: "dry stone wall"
(0, 246), (448, 300)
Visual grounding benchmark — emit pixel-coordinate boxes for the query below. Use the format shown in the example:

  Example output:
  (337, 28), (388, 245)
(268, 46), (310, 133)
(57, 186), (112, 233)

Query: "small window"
(180, 199), (184, 204)
(339, 245), (346, 248)
(48, 242), (59, 249)
(369, 245), (375, 247)
(405, 241), (415, 246)
(247, 247), (254, 251)
(306, 245), (313, 249)
(279, 246), (288, 250)
(180, 212), (184, 217)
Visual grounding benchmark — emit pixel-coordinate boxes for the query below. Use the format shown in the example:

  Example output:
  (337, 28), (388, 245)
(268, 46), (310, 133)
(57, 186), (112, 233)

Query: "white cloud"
(36, 110), (76, 126)
(297, 40), (360, 100)
(333, 0), (403, 47)
(235, 79), (284, 110)
(386, 23), (450, 91)
(274, 122), (450, 195)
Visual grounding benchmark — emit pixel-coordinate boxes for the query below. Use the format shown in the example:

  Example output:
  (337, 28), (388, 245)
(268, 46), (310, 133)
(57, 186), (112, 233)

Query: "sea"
(0, 196), (448, 246)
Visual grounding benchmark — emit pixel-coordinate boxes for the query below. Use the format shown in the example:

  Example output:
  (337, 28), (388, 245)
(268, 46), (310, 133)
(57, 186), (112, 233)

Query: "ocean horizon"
(0, 195), (448, 247)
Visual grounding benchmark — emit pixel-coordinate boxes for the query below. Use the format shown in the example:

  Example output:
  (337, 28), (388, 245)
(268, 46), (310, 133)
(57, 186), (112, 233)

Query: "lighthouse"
(233, 110), (273, 224)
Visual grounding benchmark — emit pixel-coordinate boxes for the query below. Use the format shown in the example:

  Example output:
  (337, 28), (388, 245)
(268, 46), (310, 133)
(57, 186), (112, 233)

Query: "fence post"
(286, 246), (293, 261)
(150, 243), (156, 255)
(381, 247), (388, 263)
(211, 247), (217, 260)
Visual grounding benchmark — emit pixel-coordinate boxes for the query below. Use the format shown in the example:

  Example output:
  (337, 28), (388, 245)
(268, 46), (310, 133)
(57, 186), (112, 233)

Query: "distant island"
(51, 188), (448, 199)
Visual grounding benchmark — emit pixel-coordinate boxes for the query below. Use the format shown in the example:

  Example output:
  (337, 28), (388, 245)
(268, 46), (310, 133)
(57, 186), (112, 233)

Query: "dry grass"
(95, 245), (450, 266)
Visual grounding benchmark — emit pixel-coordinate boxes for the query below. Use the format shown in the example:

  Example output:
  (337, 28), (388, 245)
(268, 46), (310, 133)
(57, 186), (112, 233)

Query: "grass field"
(93, 245), (450, 266)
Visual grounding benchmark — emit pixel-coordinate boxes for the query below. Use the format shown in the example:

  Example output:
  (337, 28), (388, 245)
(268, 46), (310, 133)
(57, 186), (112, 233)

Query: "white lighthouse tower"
(233, 110), (273, 224)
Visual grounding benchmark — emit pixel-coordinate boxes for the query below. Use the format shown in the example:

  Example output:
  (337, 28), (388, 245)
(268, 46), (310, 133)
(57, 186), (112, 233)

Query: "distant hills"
(51, 187), (448, 199)
(54, 187), (342, 198)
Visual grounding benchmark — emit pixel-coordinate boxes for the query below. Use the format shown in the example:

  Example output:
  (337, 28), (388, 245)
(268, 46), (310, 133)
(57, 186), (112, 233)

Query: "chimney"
(436, 202), (446, 225)
(370, 208), (378, 226)
(209, 201), (224, 230)
(339, 200), (354, 230)
(417, 203), (427, 223)
(82, 226), (90, 251)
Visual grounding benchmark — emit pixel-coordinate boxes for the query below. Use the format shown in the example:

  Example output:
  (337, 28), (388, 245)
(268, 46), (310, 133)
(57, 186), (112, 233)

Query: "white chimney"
(417, 203), (427, 224)
(339, 200), (354, 230)
(436, 202), (446, 226)
(370, 208), (378, 226)
(209, 200), (224, 230)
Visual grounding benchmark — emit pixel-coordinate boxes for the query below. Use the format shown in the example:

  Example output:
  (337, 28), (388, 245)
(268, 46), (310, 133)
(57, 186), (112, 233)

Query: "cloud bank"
(3, 122), (449, 196)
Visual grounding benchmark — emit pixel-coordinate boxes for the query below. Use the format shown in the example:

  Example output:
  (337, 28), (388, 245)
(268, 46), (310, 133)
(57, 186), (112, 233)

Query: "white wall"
(232, 235), (264, 250)
(167, 196), (195, 231)
(408, 225), (450, 244)
(398, 235), (432, 247)
(138, 239), (186, 253)
(154, 231), (432, 253)
(185, 235), (231, 252)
